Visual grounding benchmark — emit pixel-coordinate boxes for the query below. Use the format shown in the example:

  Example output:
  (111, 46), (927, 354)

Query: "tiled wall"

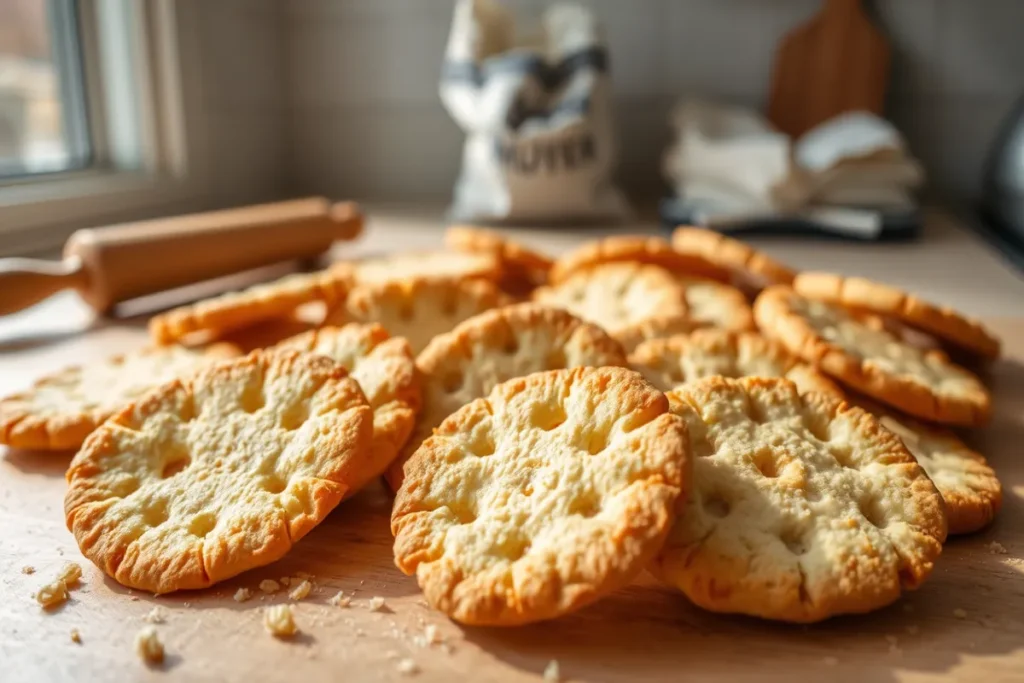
(192, 0), (287, 206)
(278, 0), (1023, 202)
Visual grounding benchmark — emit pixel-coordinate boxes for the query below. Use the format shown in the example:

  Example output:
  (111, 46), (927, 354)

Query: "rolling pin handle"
(0, 256), (88, 317)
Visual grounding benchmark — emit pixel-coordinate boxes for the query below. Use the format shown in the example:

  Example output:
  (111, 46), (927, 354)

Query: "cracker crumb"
(906, 625), (920, 635)
(416, 599), (429, 608)
(143, 607), (167, 624)
(21, 565), (35, 575)
(822, 656), (838, 666)
(35, 580), (69, 609)
(368, 596), (387, 612)
(289, 580), (312, 601)
(280, 577), (291, 587)
(424, 624), (440, 645)
(440, 643), (454, 655)
(543, 659), (561, 682)
(328, 591), (351, 608)
(234, 587), (253, 603)
(70, 628), (82, 644)
(57, 562), (82, 588)
(135, 627), (164, 665)
(953, 608), (968, 619)
(130, 596), (140, 602)
(988, 541), (1008, 555)
(264, 604), (298, 638)
(259, 579), (281, 594)
(397, 658), (419, 676)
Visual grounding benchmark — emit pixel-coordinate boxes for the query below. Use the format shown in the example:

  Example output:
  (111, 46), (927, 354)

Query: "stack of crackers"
(0, 219), (1002, 628)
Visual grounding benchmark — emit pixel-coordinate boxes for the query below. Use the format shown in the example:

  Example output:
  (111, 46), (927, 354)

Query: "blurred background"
(1, 0), (1023, 259)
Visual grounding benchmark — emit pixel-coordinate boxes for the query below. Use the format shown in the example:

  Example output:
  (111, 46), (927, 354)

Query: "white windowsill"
(0, 170), (208, 256)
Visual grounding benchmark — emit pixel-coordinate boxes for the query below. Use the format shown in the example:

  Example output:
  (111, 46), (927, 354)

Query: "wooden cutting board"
(3, 223), (1024, 682)
(768, 0), (890, 138)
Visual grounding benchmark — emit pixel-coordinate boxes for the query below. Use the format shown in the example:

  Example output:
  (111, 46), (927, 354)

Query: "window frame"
(0, 0), (210, 256)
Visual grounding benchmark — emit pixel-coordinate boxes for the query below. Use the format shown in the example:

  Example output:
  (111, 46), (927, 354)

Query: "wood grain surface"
(2, 218), (1023, 683)
(768, 0), (890, 138)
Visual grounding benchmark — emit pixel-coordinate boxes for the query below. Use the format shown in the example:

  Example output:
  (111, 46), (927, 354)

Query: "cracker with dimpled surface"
(385, 303), (628, 490)
(276, 323), (420, 492)
(0, 343), (239, 451)
(651, 376), (946, 623)
(392, 366), (690, 625)
(64, 350), (373, 593)
(629, 329), (841, 398)
(754, 286), (991, 426)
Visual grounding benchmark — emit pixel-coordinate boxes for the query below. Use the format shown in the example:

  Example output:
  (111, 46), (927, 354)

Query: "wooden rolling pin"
(0, 197), (363, 316)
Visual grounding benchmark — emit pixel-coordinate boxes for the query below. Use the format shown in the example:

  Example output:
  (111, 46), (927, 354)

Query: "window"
(0, 1), (208, 256)
(0, 0), (90, 178)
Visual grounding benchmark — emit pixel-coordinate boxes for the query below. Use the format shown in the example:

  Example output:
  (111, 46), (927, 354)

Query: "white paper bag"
(441, 0), (628, 223)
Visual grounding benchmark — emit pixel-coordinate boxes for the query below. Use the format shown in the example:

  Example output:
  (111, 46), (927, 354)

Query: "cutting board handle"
(0, 256), (87, 316)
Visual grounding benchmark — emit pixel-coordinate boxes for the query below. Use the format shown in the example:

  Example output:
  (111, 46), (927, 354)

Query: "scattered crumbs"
(58, 563), (82, 588)
(440, 643), (454, 655)
(143, 607), (168, 624)
(416, 599), (429, 608)
(360, 580), (365, 585)
(135, 627), (164, 666)
(953, 608), (968, 619)
(259, 579), (281, 594)
(182, 602), (191, 608)
(295, 571), (314, 580)
(906, 625), (920, 635)
(988, 541), (1008, 555)
(397, 658), (419, 676)
(35, 580), (69, 609)
(280, 577), (291, 587)
(57, 548), (65, 556)
(543, 659), (561, 682)
(328, 591), (351, 608)
(290, 580), (312, 601)
(264, 604), (298, 638)
(822, 657), (839, 667)
(70, 629), (82, 644)
(424, 624), (440, 645)
(234, 587), (253, 603)
(368, 596), (387, 612)
(21, 566), (35, 575)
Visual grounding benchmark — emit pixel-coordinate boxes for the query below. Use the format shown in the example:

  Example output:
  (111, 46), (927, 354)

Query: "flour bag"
(441, 0), (628, 223)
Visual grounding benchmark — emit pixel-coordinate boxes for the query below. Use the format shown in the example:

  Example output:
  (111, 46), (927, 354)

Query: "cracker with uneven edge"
(445, 225), (553, 286)
(64, 350), (373, 593)
(533, 262), (697, 352)
(672, 226), (796, 289)
(276, 324), (420, 492)
(677, 277), (756, 332)
(149, 271), (348, 344)
(629, 329), (842, 398)
(386, 303), (628, 490)
(392, 366), (690, 625)
(652, 376), (947, 623)
(0, 344), (240, 451)
(329, 277), (508, 355)
(549, 235), (730, 284)
(754, 286), (991, 426)
(873, 411), (1001, 535)
(794, 272), (1001, 361)
(348, 250), (502, 287)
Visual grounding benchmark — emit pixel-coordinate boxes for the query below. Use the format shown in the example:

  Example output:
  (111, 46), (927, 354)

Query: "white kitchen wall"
(277, 0), (1024, 204)
(191, 0), (288, 206)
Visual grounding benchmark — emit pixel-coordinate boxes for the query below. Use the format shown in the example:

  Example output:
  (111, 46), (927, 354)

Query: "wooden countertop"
(2, 209), (1023, 682)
